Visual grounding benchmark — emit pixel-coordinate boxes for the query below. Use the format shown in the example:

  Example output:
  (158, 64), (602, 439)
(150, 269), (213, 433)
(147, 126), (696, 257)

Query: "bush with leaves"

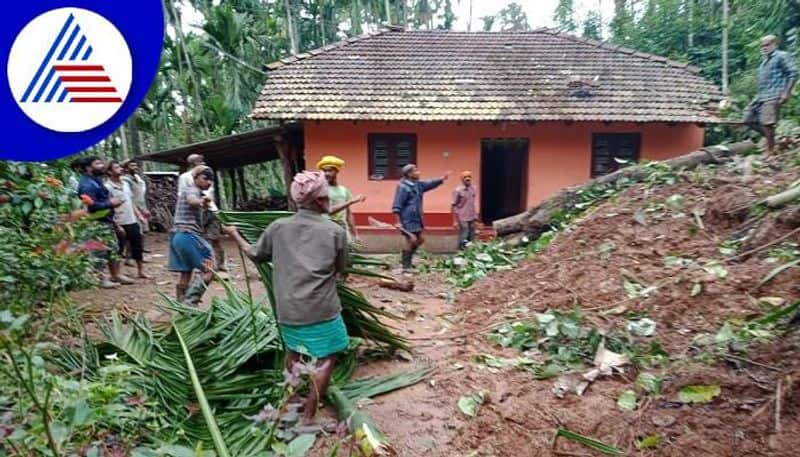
(1, 311), (159, 456)
(0, 160), (114, 312)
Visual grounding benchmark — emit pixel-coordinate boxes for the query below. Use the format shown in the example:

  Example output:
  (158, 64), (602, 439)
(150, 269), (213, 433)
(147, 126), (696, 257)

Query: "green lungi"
(279, 314), (349, 358)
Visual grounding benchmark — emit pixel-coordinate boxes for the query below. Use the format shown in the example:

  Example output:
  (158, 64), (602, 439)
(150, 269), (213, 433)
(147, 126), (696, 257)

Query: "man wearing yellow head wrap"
(317, 155), (365, 242)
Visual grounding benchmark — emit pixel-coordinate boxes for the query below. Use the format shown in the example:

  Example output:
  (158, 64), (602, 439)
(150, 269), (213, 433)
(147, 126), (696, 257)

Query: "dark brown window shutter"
(591, 133), (641, 177)
(368, 133), (417, 180)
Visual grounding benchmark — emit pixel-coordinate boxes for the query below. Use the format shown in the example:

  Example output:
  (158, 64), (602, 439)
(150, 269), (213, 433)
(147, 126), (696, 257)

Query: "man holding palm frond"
(223, 171), (348, 426)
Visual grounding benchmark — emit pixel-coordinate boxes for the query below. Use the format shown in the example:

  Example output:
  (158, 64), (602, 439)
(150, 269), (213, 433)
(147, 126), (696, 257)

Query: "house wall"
(304, 120), (704, 230)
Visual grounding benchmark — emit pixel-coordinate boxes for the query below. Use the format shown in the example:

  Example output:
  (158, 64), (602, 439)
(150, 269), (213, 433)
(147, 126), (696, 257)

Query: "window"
(591, 133), (641, 177)
(368, 133), (417, 180)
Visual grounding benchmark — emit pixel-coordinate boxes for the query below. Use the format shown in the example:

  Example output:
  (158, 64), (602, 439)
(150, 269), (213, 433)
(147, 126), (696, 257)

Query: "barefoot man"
(744, 35), (797, 155)
(224, 171), (349, 425)
(106, 161), (150, 280)
(169, 166), (216, 305)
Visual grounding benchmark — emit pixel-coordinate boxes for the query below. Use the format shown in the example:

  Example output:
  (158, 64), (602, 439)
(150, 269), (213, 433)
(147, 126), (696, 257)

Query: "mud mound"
(448, 153), (800, 456)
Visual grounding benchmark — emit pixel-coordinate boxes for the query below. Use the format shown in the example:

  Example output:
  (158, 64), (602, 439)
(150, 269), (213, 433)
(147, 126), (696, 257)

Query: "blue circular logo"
(1, 1), (164, 161)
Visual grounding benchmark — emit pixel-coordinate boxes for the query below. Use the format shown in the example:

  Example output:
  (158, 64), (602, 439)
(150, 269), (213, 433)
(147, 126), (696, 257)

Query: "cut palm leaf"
(174, 323), (231, 457)
(758, 259), (800, 287)
(553, 427), (624, 456)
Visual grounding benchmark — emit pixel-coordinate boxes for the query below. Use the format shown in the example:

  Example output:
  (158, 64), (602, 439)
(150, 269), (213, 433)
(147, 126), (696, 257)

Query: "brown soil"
(72, 153), (800, 457)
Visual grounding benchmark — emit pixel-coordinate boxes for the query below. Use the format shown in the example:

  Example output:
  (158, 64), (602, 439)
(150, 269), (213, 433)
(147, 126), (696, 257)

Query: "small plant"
(486, 309), (667, 379)
(766, 242), (800, 263)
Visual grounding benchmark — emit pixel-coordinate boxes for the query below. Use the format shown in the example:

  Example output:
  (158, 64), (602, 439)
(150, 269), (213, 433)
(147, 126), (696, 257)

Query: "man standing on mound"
(223, 171), (349, 426)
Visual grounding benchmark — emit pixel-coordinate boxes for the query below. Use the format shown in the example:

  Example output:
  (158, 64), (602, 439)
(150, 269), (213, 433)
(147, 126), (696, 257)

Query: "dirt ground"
(72, 233), (270, 327)
(72, 155), (800, 456)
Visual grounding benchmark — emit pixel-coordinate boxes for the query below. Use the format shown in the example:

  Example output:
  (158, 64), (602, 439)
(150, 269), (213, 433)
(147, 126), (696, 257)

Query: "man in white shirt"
(106, 161), (150, 280)
(178, 154), (226, 271)
(122, 159), (151, 233)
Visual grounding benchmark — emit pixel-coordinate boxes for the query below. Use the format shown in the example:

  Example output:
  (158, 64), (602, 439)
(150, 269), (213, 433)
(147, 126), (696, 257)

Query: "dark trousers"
(117, 223), (144, 261)
(458, 221), (475, 249)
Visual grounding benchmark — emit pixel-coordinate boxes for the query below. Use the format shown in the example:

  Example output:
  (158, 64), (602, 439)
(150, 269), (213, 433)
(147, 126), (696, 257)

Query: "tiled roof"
(252, 28), (722, 123)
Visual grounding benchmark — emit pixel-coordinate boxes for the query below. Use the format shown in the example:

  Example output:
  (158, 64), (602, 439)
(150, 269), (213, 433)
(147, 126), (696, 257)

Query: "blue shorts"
(168, 231), (213, 273)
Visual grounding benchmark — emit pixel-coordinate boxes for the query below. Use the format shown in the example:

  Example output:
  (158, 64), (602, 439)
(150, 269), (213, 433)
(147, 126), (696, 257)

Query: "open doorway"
(480, 138), (529, 224)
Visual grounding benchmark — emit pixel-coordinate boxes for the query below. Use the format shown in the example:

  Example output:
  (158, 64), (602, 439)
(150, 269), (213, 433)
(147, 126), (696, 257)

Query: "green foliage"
(694, 301), (800, 357)
(582, 10), (602, 40)
(1, 312), (158, 456)
(486, 309), (665, 380)
(554, 427), (624, 456)
(496, 2), (530, 31)
(678, 384), (721, 404)
(553, 0), (576, 32)
(604, 0), (800, 134)
(436, 240), (527, 288)
(0, 161), (113, 312)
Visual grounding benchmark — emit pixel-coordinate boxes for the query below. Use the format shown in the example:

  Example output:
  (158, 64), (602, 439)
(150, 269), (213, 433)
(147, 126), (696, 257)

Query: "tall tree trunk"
(320, 0), (327, 45)
(385, 0), (392, 23)
(687, 0), (694, 48)
(284, 0), (299, 54)
(467, 0), (473, 31)
(167, 0), (209, 137)
(722, 0), (729, 94)
(120, 123), (129, 158)
(128, 115), (141, 155)
(351, 0), (362, 35)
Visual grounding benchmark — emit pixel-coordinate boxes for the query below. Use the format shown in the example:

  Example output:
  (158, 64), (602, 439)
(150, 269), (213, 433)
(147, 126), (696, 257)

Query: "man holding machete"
(392, 164), (450, 271)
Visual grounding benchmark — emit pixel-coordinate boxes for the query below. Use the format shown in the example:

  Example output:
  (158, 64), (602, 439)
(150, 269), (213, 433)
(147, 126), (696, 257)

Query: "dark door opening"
(480, 138), (529, 224)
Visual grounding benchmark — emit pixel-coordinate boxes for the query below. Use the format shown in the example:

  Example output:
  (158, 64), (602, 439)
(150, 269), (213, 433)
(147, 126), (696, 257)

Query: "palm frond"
(218, 210), (410, 352)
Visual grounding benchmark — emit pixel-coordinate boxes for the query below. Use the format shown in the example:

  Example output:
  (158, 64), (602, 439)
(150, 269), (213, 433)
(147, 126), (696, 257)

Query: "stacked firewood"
(145, 174), (178, 232)
(235, 196), (289, 211)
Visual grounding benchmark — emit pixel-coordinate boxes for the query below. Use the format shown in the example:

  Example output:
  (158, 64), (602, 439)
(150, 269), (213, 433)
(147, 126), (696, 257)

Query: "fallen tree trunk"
(766, 185), (800, 208)
(494, 141), (755, 238)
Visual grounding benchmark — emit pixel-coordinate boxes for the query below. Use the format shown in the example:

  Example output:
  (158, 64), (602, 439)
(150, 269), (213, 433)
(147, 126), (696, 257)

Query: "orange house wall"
(304, 121), (704, 226)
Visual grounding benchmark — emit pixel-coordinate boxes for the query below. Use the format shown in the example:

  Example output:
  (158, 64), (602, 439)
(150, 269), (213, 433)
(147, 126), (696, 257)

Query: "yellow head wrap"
(316, 155), (345, 171)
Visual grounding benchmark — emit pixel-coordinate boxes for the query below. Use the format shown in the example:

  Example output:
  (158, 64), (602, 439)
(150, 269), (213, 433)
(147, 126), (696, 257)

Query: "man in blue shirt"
(77, 156), (129, 288)
(744, 35), (797, 155)
(392, 164), (450, 271)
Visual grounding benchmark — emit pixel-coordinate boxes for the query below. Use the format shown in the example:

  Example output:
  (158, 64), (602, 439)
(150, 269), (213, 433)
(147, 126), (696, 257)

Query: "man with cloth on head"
(316, 155), (365, 243)
(223, 171), (349, 426)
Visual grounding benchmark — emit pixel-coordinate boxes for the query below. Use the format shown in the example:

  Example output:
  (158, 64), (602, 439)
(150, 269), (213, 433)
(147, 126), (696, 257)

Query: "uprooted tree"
(493, 141), (757, 239)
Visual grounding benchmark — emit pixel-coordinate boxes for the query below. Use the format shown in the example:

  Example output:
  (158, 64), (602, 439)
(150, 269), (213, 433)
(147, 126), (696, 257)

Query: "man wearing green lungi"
(224, 171), (348, 425)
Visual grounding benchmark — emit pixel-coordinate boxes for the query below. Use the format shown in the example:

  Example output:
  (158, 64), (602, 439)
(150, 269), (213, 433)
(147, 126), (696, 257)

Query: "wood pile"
(235, 196), (289, 211)
(145, 174), (178, 232)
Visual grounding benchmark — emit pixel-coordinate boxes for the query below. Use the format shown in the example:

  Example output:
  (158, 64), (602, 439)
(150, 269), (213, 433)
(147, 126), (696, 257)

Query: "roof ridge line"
(264, 26), (400, 71)
(538, 27), (702, 74)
